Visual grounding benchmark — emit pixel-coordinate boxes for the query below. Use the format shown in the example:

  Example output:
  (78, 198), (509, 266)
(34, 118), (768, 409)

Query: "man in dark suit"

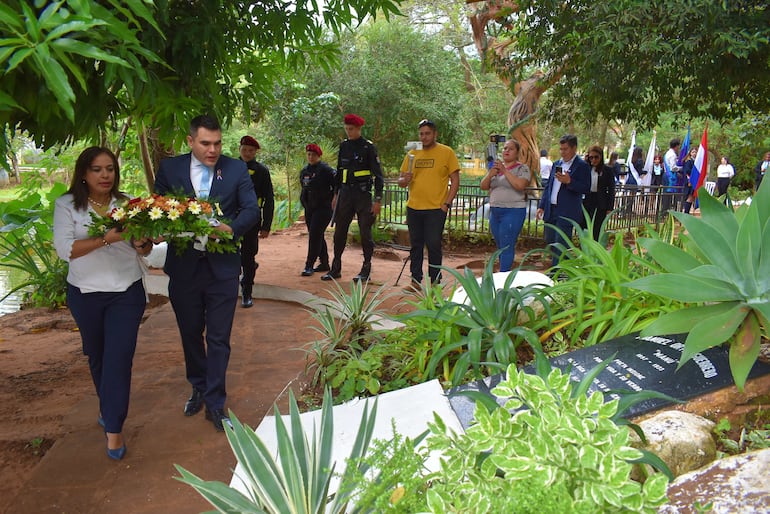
(755, 151), (770, 191)
(154, 115), (259, 432)
(536, 134), (591, 267)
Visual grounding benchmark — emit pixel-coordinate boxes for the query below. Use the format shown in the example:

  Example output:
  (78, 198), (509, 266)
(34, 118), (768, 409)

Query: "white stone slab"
(450, 269), (553, 306)
(229, 379), (464, 498)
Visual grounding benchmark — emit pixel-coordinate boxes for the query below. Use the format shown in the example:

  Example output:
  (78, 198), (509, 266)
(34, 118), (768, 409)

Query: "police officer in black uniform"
(321, 114), (384, 282)
(238, 135), (274, 307)
(300, 143), (335, 276)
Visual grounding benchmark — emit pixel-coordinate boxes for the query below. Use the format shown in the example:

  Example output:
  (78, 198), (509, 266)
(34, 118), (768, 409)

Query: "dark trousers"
(717, 177), (731, 197)
(67, 280), (145, 434)
(332, 187), (374, 272)
(582, 194), (607, 241)
(544, 206), (576, 267)
(304, 203), (332, 267)
(240, 225), (259, 294)
(168, 259), (238, 411)
(406, 207), (447, 283)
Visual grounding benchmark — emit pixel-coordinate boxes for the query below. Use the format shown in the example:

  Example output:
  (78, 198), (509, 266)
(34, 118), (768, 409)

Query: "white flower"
(128, 207), (142, 218)
(167, 208), (181, 221)
(188, 201), (202, 215)
(110, 208), (126, 221)
(149, 206), (164, 220)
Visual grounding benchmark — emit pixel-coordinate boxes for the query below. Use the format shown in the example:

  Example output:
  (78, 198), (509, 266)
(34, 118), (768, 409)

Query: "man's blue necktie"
(199, 164), (211, 199)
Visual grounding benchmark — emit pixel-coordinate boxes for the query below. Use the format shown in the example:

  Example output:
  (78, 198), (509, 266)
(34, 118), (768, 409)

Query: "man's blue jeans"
(489, 206), (526, 272)
(406, 207), (447, 283)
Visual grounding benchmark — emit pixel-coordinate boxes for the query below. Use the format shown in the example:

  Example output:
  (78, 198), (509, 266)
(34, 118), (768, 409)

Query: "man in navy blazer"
(154, 115), (259, 432)
(536, 134), (591, 267)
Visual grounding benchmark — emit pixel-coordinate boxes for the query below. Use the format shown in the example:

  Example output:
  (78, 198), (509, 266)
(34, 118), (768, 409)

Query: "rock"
(666, 374), (770, 430)
(630, 411), (716, 480)
(659, 447), (770, 513)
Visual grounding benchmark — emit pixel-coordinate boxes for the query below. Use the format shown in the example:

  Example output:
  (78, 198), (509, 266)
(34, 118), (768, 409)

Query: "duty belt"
(341, 168), (371, 183)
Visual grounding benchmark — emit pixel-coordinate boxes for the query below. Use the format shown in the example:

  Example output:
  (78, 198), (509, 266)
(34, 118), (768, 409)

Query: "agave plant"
(625, 180), (770, 390)
(401, 252), (551, 386)
(175, 388), (377, 514)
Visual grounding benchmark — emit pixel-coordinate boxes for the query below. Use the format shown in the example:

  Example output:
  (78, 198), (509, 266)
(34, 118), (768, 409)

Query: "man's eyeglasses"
(588, 155), (601, 160)
(418, 119), (436, 128)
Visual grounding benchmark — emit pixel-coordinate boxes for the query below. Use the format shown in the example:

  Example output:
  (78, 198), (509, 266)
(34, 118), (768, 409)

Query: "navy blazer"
(154, 153), (260, 280)
(538, 156), (592, 222)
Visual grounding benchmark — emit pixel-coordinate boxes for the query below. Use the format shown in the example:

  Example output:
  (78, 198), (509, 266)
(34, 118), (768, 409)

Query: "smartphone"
(554, 165), (563, 176)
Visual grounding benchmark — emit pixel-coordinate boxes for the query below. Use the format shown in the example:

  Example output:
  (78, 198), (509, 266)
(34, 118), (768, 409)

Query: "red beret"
(305, 144), (323, 156)
(343, 114), (365, 127)
(240, 135), (260, 149)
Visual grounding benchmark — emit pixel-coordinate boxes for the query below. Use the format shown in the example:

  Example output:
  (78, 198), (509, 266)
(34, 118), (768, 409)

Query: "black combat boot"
(352, 262), (371, 283)
(321, 259), (342, 281)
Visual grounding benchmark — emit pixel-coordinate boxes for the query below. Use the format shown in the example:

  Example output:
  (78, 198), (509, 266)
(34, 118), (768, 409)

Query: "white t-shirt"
(540, 156), (553, 181)
(717, 164), (734, 178)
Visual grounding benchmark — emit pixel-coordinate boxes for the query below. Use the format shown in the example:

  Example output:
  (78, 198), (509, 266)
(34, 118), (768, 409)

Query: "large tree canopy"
(499, 0), (770, 128)
(0, 0), (402, 159)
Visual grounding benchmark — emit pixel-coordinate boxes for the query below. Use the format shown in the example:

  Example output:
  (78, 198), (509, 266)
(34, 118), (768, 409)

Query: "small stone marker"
(448, 333), (770, 430)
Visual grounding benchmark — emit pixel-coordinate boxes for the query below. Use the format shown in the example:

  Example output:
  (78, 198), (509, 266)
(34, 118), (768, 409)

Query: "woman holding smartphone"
(480, 138), (531, 271)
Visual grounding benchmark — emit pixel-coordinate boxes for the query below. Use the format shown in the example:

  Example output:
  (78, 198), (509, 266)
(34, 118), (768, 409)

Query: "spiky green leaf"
(680, 304), (750, 366)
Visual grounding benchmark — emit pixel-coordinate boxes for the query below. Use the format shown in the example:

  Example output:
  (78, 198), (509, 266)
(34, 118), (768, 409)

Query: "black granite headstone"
(448, 333), (770, 430)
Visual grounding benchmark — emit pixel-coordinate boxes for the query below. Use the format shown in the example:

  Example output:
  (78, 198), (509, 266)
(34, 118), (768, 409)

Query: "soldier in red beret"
(343, 114), (365, 127)
(299, 144), (336, 276)
(238, 135), (274, 307)
(321, 114), (384, 282)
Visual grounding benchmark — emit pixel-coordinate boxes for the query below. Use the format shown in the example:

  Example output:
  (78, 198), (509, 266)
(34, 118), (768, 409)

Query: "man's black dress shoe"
(184, 389), (204, 416)
(205, 407), (233, 432)
(321, 271), (341, 281)
(301, 267), (314, 276)
(241, 294), (254, 308)
(313, 263), (330, 272)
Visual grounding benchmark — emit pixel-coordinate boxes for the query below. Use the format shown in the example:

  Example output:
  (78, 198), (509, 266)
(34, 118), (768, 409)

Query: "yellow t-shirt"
(400, 143), (461, 210)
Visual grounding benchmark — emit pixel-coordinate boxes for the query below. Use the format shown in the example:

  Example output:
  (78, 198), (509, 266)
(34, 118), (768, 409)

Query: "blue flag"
(677, 125), (691, 167)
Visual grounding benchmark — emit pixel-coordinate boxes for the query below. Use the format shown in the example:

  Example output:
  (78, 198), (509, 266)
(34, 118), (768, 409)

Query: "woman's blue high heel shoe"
(106, 444), (127, 460)
(105, 432), (126, 460)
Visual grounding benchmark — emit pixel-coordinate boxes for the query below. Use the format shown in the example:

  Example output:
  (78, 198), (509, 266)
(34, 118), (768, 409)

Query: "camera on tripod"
(487, 134), (506, 168)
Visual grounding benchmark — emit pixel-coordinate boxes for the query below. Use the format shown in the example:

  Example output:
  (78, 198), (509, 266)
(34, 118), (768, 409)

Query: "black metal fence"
(379, 178), (686, 241)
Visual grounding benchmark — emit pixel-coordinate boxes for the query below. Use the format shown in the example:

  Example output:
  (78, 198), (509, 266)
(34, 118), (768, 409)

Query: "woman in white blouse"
(53, 147), (151, 461)
(716, 156), (735, 197)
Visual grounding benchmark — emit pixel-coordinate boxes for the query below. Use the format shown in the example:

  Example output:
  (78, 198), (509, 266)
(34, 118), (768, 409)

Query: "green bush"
(0, 182), (69, 308)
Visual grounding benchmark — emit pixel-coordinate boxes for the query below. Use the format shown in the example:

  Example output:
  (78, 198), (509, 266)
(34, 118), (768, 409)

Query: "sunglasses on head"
(418, 119), (436, 128)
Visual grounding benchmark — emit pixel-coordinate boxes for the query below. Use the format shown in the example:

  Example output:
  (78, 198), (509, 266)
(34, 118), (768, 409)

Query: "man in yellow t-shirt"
(398, 119), (460, 286)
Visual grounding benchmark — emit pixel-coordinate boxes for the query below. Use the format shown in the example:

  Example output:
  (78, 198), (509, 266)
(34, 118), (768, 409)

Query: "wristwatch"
(444, 202), (452, 208)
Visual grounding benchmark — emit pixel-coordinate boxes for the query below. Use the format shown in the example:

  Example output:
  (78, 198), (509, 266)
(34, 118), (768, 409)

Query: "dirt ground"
(0, 222), (506, 514)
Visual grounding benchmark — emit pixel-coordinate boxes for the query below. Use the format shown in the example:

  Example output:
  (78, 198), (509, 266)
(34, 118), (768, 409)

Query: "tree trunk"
(507, 71), (546, 182)
(469, 1), (551, 186)
(138, 123), (175, 192)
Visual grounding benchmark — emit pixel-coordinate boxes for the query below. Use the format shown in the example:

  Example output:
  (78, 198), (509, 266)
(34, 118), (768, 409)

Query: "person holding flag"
(689, 125), (710, 203)
(681, 147), (699, 213)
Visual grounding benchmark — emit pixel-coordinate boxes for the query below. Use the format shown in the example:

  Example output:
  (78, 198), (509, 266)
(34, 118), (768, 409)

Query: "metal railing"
(379, 179), (686, 240)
